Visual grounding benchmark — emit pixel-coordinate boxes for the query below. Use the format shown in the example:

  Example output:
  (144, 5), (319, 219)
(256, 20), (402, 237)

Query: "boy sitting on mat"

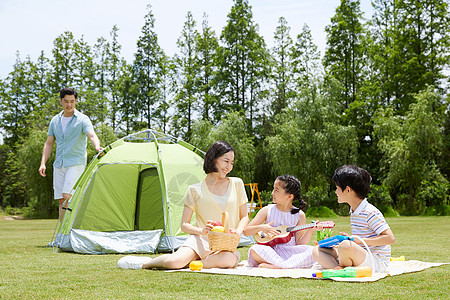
(312, 165), (395, 273)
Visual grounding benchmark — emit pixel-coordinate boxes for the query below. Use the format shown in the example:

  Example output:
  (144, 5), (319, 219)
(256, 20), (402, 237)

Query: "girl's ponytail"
(276, 175), (307, 214)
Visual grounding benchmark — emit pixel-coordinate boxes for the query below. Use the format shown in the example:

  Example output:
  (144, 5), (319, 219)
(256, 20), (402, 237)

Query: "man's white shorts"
(53, 164), (85, 199)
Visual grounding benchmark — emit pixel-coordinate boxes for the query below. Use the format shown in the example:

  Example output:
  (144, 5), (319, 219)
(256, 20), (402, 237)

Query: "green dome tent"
(52, 129), (208, 254)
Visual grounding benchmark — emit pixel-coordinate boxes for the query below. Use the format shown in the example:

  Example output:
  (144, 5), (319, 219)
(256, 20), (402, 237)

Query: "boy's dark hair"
(60, 87), (78, 99)
(203, 141), (235, 174)
(332, 165), (372, 199)
(276, 174), (307, 214)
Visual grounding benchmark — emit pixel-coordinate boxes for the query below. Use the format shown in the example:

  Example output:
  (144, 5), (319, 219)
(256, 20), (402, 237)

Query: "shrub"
(304, 186), (329, 207)
(378, 205), (400, 217)
(306, 206), (337, 218)
(416, 180), (449, 207)
(368, 184), (393, 207)
(259, 190), (273, 206)
(421, 205), (450, 216)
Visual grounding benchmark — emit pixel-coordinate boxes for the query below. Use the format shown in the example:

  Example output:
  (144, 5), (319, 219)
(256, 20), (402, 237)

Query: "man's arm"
(86, 131), (103, 153)
(39, 135), (55, 177)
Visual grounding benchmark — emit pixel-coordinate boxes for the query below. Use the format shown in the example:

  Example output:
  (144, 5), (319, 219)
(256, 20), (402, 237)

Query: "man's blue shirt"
(48, 109), (94, 168)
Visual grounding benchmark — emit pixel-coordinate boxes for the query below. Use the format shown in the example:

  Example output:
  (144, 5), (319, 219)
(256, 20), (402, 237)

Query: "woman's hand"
(200, 220), (215, 235)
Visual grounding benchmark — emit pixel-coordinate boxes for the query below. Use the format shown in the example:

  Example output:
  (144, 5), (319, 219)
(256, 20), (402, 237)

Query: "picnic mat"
(167, 260), (448, 282)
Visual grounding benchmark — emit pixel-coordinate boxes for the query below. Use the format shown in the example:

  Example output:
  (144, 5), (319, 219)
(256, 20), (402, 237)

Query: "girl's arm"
(294, 211), (321, 245)
(180, 205), (213, 236)
(243, 206), (279, 237)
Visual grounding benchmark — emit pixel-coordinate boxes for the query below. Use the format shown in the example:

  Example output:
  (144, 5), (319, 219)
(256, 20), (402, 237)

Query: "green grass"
(0, 216), (448, 299)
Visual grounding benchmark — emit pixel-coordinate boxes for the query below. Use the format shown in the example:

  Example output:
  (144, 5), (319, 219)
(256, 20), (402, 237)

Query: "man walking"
(39, 87), (103, 219)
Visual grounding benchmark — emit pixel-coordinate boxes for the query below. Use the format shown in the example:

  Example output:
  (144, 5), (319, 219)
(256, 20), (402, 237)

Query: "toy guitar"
(254, 221), (335, 247)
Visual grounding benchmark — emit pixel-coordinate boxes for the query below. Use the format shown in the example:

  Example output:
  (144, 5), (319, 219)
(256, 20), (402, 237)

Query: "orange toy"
(189, 261), (203, 271)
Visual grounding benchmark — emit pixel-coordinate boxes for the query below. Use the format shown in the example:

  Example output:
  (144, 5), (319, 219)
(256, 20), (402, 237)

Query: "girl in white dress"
(117, 141), (249, 270)
(244, 175), (321, 269)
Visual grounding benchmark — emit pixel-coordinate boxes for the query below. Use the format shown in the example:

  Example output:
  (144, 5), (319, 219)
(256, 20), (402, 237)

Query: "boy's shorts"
(53, 165), (85, 199)
(357, 251), (389, 273)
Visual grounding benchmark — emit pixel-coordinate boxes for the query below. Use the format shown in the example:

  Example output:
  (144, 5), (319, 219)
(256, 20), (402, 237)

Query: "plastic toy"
(312, 266), (372, 278)
(189, 261), (203, 271)
(318, 235), (353, 248)
(390, 256), (405, 261)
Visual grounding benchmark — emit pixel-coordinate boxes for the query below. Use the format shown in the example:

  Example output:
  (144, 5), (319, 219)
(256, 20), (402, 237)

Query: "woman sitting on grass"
(117, 141), (249, 270)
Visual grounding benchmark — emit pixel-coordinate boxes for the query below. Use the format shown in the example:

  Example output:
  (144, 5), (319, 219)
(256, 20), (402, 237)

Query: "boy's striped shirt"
(350, 199), (391, 263)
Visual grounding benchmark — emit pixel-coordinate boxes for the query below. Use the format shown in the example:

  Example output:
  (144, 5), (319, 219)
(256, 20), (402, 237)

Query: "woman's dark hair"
(276, 174), (307, 214)
(332, 165), (372, 199)
(60, 87), (78, 99)
(203, 141), (235, 174)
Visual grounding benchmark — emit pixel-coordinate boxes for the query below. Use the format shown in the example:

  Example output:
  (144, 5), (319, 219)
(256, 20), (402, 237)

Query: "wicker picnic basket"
(208, 212), (240, 252)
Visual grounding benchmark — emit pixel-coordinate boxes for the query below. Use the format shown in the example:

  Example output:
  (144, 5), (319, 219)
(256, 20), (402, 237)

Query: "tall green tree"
(133, 5), (165, 130)
(73, 35), (95, 92)
(172, 11), (200, 139)
(324, 0), (374, 176)
(0, 53), (31, 146)
(266, 94), (358, 193)
(290, 24), (322, 103)
(270, 17), (293, 118)
(323, 0), (365, 109)
(366, 0), (397, 108)
(217, 0), (269, 131)
(50, 31), (76, 91)
(153, 53), (172, 134)
(373, 87), (447, 214)
(117, 62), (139, 135)
(391, 0), (450, 113)
(108, 25), (123, 132)
(27, 51), (55, 130)
(195, 13), (220, 123)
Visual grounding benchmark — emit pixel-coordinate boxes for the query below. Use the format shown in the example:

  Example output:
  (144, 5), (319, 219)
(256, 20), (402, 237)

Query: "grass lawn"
(0, 216), (448, 299)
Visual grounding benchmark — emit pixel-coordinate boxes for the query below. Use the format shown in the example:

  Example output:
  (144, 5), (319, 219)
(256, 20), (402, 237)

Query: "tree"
(366, 0), (397, 108)
(50, 31), (76, 91)
(27, 51), (55, 131)
(373, 87), (446, 214)
(0, 53), (31, 146)
(391, 0), (450, 113)
(217, 0), (270, 131)
(172, 11), (200, 139)
(266, 94), (358, 192)
(323, 0), (365, 109)
(16, 129), (55, 216)
(290, 24), (322, 103)
(270, 17), (294, 118)
(190, 111), (256, 183)
(108, 25), (123, 132)
(195, 13), (220, 123)
(154, 54), (171, 134)
(133, 5), (165, 130)
(117, 62), (139, 135)
(73, 35), (95, 92)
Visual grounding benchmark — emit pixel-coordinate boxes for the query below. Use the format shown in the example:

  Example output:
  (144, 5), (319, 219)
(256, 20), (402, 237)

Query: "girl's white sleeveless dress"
(248, 204), (315, 268)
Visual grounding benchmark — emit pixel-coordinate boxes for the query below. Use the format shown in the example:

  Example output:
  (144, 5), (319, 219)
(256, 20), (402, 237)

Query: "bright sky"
(0, 0), (374, 79)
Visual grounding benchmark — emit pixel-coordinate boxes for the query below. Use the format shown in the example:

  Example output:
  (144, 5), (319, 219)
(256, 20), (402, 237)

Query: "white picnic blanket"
(167, 260), (448, 282)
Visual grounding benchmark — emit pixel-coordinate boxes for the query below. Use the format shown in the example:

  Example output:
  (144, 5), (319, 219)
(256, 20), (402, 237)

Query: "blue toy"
(318, 235), (353, 248)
